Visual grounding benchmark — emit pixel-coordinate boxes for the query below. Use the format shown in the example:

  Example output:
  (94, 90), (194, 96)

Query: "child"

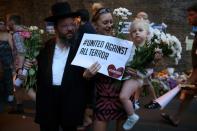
(120, 19), (151, 130)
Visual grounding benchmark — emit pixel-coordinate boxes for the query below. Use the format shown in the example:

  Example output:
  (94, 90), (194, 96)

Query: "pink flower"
(19, 31), (31, 39)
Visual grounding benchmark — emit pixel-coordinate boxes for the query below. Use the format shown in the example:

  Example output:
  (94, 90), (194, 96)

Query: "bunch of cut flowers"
(113, 7), (132, 39)
(129, 28), (182, 74)
(14, 26), (44, 90)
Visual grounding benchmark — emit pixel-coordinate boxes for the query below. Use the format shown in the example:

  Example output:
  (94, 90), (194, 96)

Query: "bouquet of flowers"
(113, 7), (132, 39)
(129, 28), (182, 74)
(14, 26), (44, 89)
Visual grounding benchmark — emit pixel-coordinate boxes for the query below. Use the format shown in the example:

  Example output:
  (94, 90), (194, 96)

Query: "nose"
(107, 23), (113, 29)
(67, 25), (74, 31)
(136, 31), (140, 35)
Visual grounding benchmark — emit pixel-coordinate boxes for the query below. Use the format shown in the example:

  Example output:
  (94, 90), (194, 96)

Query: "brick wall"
(0, 0), (196, 71)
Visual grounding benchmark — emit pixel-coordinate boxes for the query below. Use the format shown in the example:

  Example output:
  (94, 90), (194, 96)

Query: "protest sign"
(71, 33), (133, 80)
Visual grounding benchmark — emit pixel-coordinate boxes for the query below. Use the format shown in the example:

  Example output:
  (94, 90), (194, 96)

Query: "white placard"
(71, 33), (133, 80)
(185, 36), (193, 51)
(120, 22), (132, 34)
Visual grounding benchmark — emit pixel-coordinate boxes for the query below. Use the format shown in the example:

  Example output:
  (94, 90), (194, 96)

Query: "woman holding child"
(83, 6), (163, 131)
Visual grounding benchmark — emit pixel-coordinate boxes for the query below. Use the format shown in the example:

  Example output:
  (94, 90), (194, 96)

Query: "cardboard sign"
(71, 33), (133, 80)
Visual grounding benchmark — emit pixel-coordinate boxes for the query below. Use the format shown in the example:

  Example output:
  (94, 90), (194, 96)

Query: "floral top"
(12, 31), (26, 54)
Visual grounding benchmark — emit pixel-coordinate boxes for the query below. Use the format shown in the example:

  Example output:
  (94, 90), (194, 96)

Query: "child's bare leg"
(134, 87), (141, 101)
(120, 79), (141, 115)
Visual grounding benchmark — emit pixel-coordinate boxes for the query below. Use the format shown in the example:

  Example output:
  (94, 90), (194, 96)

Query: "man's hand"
(23, 59), (37, 69)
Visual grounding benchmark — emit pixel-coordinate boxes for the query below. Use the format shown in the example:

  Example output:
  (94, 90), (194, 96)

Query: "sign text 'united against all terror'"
(71, 34), (133, 80)
(79, 39), (129, 60)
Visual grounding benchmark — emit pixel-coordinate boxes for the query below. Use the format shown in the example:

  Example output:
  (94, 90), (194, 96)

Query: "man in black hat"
(32, 2), (98, 131)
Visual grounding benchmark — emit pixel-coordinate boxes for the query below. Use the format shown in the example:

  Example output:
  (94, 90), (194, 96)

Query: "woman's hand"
(83, 62), (101, 79)
(23, 59), (37, 69)
(154, 52), (163, 61)
(125, 67), (137, 77)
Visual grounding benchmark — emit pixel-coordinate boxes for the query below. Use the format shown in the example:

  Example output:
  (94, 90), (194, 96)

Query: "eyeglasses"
(92, 8), (111, 22)
(60, 24), (76, 30)
(95, 8), (111, 16)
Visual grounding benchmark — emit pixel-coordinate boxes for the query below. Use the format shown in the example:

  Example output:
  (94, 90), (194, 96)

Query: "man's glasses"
(60, 24), (76, 30)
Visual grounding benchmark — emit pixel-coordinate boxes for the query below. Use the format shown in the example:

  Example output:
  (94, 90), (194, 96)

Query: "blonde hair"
(130, 19), (149, 33)
(92, 2), (104, 16)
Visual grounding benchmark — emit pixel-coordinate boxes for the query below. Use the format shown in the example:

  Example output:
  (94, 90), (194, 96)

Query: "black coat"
(78, 22), (96, 41)
(35, 38), (91, 126)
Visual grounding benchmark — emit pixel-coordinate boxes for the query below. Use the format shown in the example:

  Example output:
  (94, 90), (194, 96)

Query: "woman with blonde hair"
(83, 6), (126, 131)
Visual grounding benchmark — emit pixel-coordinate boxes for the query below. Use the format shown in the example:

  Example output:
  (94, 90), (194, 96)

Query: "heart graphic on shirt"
(107, 64), (124, 79)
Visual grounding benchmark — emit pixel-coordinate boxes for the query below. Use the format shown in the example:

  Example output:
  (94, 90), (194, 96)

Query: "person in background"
(76, 8), (96, 41)
(135, 11), (150, 23)
(0, 21), (14, 110)
(6, 14), (26, 114)
(161, 3), (197, 127)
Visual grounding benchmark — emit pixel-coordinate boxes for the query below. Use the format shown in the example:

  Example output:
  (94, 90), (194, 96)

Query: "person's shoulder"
(0, 32), (10, 41)
(42, 38), (56, 49)
(81, 22), (96, 34)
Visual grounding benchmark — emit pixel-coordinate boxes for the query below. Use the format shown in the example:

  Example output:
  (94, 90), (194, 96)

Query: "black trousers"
(40, 124), (77, 131)
(39, 86), (77, 131)
(0, 42), (13, 95)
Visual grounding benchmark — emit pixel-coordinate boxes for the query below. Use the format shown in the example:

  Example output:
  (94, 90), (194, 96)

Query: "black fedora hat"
(44, 2), (79, 22)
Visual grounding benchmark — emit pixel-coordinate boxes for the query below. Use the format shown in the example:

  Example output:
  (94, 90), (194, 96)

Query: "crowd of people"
(0, 1), (197, 131)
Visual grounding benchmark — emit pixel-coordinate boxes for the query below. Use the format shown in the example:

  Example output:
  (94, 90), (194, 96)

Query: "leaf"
(33, 51), (40, 57)
(29, 68), (35, 76)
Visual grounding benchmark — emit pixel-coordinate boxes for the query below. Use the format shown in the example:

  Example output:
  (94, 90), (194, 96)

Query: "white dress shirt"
(52, 44), (70, 85)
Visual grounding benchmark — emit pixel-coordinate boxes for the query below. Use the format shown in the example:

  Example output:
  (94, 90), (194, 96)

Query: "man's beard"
(58, 33), (75, 46)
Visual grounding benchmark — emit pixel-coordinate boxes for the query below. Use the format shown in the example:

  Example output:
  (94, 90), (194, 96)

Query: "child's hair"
(130, 19), (149, 33)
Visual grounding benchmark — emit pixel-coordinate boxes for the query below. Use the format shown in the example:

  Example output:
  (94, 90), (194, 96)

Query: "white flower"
(113, 7), (132, 17)
(153, 29), (161, 37)
(39, 29), (44, 34)
(154, 39), (160, 44)
(177, 53), (181, 60)
(33, 26), (38, 30)
(29, 26), (34, 31)
(162, 22), (167, 28)
(175, 58), (179, 65)
(155, 48), (162, 53)
(122, 16), (128, 20)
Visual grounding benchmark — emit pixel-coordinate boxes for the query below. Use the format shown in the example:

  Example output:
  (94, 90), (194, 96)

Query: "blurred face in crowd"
(130, 22), (149, 46)
(135, 12), (150, 24)
(55, 17), (77, 44)
(187, 11), (197, 26)
(6, 19), (14, 31)
(0, 23), (7, 31)
(94, 12), (113, 36)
